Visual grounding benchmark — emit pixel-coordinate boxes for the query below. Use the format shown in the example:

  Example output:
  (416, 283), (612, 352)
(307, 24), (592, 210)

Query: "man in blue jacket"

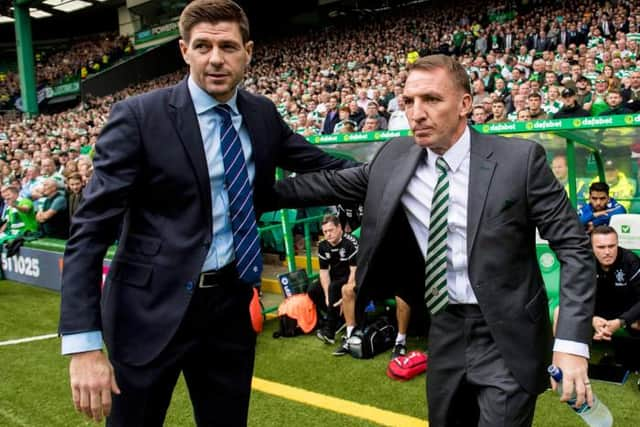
(578, 182), (626, 233)
(58, 1), (356, 424)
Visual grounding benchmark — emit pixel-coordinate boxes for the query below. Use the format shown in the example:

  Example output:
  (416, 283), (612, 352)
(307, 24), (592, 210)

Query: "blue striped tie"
(214, 104), (262, 284)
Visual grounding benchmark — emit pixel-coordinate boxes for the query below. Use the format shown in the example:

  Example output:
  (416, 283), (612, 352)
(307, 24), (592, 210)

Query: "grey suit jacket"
(274, 129), (594, 394)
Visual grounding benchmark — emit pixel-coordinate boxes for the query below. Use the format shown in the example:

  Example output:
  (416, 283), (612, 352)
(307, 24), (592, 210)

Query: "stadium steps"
(261, 263), (288, 294)
(284, 255), (320, 271)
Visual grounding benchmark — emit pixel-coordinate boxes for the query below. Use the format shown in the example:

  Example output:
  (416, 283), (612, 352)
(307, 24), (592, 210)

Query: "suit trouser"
(426, 304), (536, 427)
(107, 280), (256, 427)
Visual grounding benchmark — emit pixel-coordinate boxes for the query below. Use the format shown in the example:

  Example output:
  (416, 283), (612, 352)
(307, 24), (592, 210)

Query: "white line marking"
(0, 333), (57, 347)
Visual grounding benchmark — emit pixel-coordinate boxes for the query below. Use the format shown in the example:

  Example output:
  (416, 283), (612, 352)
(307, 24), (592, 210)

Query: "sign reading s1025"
(1, 253), (40, 278)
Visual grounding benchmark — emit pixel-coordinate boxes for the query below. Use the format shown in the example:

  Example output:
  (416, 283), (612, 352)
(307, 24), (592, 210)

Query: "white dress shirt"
(400, 126), (589, 358)
(402, 126), (475, 304)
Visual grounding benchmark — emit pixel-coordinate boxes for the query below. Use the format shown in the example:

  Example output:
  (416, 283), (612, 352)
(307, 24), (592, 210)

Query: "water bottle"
(547, 365), (613, 427)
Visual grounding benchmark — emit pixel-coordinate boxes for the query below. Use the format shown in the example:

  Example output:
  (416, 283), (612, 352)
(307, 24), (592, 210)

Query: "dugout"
(4, 116), (640, 324)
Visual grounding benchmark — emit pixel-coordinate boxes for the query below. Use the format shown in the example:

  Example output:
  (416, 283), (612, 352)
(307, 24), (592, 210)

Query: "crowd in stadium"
(247, 0), (640, 133)
(0, 1), (638, 423)
(1, 0), (640, 240)
(0, 33), (133, 109)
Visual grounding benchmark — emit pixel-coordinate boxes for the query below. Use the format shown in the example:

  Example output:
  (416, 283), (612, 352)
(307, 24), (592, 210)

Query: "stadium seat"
(259, 210), (297, 253)
(610, 214), (640, 250)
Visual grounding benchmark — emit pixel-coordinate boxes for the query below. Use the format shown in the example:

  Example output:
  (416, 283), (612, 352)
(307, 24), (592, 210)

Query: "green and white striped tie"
(424, 156), (450, 315)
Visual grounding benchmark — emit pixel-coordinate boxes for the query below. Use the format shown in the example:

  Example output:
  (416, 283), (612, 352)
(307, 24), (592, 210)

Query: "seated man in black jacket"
(590, 226), (640, 369)
(599, 90), (635, 116)
(621, 71), (640, 111)
(553, 87), (590, 118)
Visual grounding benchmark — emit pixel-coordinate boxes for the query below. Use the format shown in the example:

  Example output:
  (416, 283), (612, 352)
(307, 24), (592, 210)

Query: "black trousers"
(308, 279), (347, 334)
(611, 331), (640, 370)
(426, 305), (536, 427)
(107, 281), (256, 427)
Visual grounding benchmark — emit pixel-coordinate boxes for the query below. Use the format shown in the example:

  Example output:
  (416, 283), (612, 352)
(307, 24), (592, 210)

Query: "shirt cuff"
(61, 331), (103, 355)
(553, 338), (590, 359)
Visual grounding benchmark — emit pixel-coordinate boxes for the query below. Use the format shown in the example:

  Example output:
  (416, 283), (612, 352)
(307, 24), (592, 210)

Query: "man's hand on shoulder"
(551, 351), (593, 409)
(69, 350), (120, 422)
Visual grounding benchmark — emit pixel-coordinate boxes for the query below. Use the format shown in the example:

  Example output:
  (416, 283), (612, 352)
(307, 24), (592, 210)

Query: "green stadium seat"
(259, 210), (297, 253)
(536, 230), (560, 322)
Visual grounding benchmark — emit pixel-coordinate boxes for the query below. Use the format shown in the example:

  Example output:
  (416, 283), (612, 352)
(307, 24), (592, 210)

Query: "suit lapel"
(168, 79), (212, 230)
(236, 90), (267, 191)
(467, 130), (496, 257)
(376, 141), (424, 237)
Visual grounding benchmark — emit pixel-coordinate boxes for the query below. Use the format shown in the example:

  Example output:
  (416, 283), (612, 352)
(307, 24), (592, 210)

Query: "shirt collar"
(426, 126), (470, 173)
(187, 75), (240, 116)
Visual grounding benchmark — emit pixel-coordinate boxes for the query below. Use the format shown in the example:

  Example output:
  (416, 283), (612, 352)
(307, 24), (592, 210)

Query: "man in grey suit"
(273, 55), (595, 426)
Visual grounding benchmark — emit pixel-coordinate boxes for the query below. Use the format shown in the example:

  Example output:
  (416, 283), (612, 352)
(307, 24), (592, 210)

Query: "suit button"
(186, 281), (194, 291)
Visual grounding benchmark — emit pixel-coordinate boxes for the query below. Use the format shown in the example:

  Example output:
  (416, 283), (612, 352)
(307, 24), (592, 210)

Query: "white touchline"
(0, 333), (58, 347)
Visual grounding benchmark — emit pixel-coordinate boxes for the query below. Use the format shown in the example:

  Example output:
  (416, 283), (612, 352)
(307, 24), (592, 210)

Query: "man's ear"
(179, 39), (190, 65)
(460, 93), (473, 118)
(245, 40), (254, 66)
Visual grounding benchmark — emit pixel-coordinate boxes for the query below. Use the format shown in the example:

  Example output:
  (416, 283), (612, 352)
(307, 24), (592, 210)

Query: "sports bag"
(272, 314), (303, 338)
(347, 316), (396, 359)
(272, 294), (317, 338)
(387, 351), (428, 381)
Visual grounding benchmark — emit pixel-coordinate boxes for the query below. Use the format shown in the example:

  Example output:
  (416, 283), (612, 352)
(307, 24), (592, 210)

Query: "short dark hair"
(528, 92), (542, 100)
(410, 55), (471, 95)
(589, 182), (610, 195)
(321, 214), (340, 227)
(592, 225), (617, 237)
(68, 172), (83, 182)
(3, 186), (18, 195)
(179, 0), (250, 43)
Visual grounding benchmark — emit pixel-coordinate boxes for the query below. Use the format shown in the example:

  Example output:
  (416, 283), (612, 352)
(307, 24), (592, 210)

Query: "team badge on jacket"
(615, 269), (627, 287)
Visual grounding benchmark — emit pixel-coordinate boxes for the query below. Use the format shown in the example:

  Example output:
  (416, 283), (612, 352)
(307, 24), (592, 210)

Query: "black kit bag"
(347, 316), (397, 359)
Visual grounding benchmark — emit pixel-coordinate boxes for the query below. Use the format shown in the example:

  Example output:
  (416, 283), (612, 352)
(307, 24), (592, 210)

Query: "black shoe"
(316, 328), (335, 344)
(391, 343), (407, 360)
(332, 338), (350, 356)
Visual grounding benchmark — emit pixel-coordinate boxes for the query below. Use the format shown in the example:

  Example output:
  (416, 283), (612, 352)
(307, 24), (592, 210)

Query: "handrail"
(258, 212), (323, 316)
(292, 215), (324, 277)
(259, 212), (323, 278)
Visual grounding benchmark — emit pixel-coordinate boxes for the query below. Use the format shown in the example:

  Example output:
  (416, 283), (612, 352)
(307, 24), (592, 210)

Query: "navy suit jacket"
(59, 78), (354, 366)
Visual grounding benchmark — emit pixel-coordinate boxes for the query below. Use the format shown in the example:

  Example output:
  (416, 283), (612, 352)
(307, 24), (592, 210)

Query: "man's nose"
(410, 100), (427, 121)
(209, 47), (224, 65)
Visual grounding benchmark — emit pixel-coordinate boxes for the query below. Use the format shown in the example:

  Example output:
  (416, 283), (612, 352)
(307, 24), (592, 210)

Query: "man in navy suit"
(58, 0), (354, 425)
